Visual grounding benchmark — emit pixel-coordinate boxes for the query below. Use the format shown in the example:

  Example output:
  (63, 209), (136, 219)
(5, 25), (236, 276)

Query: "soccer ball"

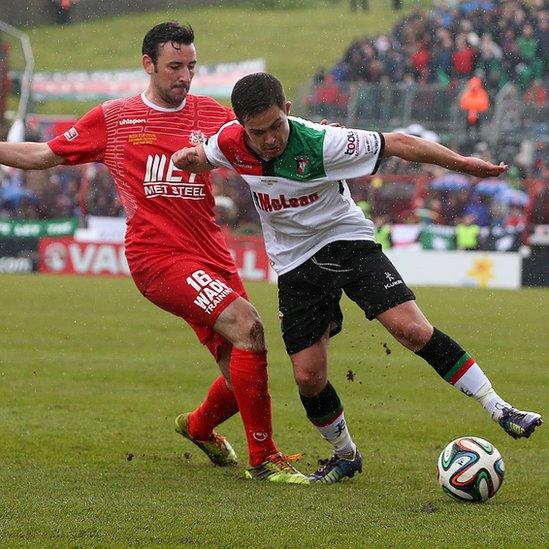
(437, 436), (504, 502)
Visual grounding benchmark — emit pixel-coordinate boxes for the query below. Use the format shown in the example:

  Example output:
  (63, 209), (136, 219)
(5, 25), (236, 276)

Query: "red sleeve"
(48, 105), (107, 165)
(223, 105), (235, 125)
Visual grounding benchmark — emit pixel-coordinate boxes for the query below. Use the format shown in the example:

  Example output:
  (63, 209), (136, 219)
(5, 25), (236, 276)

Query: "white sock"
(451, 361), (510, 421)
(475, 382), (511, 421)
(316, 411), (356, 458)
(452, 362), (489, 395)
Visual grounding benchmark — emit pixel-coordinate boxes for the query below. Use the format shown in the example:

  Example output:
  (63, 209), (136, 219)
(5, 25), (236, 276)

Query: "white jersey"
(204, 116), (384, 274)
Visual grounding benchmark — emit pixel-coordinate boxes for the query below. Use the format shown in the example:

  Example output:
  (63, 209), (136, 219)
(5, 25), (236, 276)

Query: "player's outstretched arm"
(172, 144), (214, 173)
(382, 132), (508, 178)
(0, 142), (64, 170)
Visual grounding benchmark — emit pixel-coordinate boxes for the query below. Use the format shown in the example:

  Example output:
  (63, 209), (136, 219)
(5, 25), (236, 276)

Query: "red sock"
(188, 374), (239, 440)
(230, 348), (278, 466)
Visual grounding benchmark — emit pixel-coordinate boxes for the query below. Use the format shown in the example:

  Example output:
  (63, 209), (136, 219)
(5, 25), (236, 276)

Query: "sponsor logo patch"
(64, 127), (79, 141)
(364, 132), (380, 155)
(187, 269), (233, 315)
(232, 152), (255, 169)
(344, 130), (380, 157)
(128, 133), (156, 145)
(383, 271), (403, 290)
(253, 191), (319, 212)
(142, 153), (205, 199)
(344, 130), (359, 156)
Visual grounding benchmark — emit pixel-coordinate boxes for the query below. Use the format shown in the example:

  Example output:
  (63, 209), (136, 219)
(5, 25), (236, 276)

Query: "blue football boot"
(499, 407), (543, 439)
(308, 448), (363, 484)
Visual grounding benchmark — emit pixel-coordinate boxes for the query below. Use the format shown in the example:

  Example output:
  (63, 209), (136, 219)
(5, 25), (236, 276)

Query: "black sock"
(415, 327), (466, 378)
(299, 381), (343, 424)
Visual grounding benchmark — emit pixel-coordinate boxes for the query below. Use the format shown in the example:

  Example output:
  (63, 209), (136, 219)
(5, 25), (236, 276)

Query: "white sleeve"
(203, 131), (233, 170)
(323, 126), (384, 180)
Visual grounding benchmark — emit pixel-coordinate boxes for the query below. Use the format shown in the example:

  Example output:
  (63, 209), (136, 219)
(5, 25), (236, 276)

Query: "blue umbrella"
(430, 174), (470, 191)
(494, 188), (529, 207)
(0, 185), (37, 206)
(475, 179), (509, 195)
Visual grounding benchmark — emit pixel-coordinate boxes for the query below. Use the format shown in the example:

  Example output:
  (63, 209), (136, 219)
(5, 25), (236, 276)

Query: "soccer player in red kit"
(0, 23), (308, 484)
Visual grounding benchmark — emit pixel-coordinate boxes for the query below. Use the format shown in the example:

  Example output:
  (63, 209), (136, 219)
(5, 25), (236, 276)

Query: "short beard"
(158, 87), (187, 107)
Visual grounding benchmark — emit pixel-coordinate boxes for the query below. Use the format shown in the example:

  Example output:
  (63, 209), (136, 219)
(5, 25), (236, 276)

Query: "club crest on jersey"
(190, 130), (206, 145)
(295, 155), (310, 176)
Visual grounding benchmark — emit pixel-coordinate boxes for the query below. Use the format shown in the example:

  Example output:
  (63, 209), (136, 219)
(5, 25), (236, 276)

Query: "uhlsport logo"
(119, 118), (146, 125)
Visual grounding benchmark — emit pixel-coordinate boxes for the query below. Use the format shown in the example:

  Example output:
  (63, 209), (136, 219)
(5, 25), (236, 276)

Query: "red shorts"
(131, 258), (248, 360)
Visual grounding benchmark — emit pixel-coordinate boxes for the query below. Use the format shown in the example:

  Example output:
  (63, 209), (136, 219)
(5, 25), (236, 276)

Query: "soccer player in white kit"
(172, 72), (543, 484)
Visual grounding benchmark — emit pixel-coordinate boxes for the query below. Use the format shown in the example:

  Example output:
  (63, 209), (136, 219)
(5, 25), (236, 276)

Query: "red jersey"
(48, 93), (236, 276)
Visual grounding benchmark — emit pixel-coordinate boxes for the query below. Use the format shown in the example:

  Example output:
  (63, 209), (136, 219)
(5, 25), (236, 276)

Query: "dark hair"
(231, 73), (286, 123)
(142, 22), (194, 65)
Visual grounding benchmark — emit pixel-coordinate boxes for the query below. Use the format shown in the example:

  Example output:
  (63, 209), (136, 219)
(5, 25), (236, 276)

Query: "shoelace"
(211, 434), (227, 447)
(268, 452), (300, 473)
(316, 454), (340, 474)
(501, 408), (523, 424)
(508, 410), (525, 420)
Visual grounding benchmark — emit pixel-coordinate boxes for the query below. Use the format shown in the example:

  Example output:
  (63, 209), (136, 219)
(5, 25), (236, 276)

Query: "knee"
(394, 321), (433, 351)
(247, 318), (266, 351)
(236, 314), (265, 352)
(294, 368), (326, 395)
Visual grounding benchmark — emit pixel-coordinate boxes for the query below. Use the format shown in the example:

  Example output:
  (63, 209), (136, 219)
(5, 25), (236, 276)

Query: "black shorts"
(278, 240), (415, 355)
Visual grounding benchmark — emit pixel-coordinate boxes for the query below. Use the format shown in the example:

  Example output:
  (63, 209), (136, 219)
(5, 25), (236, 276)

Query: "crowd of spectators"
(1, 122), (547, 245)
(2, 0), (548, 246)
(0, 162), (124, 221)
(310, 0), (548, 103)
(211, 144), (549, 248)
(1, 150), (548, 250)
(344, 138), (549, 245)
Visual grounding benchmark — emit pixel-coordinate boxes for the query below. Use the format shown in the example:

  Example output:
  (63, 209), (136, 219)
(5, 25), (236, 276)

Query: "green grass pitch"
(0, 274), (547, 547)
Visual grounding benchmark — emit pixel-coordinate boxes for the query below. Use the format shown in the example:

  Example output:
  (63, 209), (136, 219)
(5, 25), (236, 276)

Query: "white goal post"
(0, 19), (34, 142)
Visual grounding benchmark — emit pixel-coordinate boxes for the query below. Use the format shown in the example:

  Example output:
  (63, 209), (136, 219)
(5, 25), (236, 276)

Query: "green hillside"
(6, 0), (432, 115)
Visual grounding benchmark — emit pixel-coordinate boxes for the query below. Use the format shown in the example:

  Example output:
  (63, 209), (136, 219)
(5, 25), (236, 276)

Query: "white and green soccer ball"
(437, 436), (505, 502)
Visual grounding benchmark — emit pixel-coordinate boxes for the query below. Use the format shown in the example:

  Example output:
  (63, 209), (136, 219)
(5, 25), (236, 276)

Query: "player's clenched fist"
(172, 147), (200, 169)
(172, 144), (212, 172)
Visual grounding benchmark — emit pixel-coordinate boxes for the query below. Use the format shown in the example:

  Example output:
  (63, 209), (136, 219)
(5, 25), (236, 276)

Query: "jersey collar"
(140, 91), (187, 112)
